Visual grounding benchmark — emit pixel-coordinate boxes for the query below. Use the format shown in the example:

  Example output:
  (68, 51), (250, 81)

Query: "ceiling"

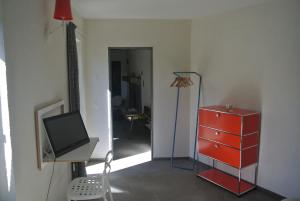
(72, 0), (270, 19)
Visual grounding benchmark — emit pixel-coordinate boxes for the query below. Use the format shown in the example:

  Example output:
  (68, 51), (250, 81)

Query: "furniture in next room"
(67, 151), (114, 201)
(123, 107), (151, 134)
(197, 105), (260, 196)
(144, 106), (151, 130)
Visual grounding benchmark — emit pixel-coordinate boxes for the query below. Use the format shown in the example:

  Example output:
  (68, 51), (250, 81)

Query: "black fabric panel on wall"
(66, 22), (86, 179)
(67, 22), (80, 112)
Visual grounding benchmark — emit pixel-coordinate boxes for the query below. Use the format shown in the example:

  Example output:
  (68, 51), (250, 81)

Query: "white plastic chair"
(67, 151), (114, 201)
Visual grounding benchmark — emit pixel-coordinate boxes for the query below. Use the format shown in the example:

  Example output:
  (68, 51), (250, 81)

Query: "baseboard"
(256, 186), (285, 200)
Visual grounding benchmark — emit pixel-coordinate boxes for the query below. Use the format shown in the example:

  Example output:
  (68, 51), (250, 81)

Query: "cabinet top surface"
(199, 105), (260, 116)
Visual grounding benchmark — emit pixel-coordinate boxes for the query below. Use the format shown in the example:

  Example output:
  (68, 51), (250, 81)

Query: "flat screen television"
(43, 111), (90, 158)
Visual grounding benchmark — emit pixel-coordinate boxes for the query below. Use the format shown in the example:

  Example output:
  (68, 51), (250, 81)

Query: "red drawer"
(198, 139), (240, 168)
(199, 109), (242, 134)
(198, 126), (241, 149)
(198, 139), (258, 168)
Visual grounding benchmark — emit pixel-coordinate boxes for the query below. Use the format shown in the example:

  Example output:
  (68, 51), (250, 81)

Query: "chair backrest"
(103, 151), (113, 175)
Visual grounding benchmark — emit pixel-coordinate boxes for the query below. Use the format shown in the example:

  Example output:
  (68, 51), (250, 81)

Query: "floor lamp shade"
(54, 0), (73, 20)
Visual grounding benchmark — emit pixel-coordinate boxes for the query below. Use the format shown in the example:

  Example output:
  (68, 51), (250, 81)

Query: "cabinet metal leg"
(254, 164), (258, 185)
(238, 169), (241, 194)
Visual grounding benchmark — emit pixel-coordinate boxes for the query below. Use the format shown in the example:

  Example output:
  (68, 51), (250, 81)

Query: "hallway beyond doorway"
(113, 119), (151, 160)
(109, 47), (153, 161)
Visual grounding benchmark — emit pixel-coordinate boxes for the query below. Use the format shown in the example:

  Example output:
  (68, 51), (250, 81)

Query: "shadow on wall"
(0, 59), (15, 201)
(220, 82), (262, 111)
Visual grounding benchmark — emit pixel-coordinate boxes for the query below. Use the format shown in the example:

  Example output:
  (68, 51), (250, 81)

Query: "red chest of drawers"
(197, 105), (260, 196)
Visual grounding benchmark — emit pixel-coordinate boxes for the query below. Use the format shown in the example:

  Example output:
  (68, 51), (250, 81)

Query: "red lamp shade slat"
(53, 0), (73, 20)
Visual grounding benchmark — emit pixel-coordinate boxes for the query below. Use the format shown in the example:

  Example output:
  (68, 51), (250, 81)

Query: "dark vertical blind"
(66, 22), (86, 178)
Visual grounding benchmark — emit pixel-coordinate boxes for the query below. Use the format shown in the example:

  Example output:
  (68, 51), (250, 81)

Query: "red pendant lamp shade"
(53, 0), (73, 20)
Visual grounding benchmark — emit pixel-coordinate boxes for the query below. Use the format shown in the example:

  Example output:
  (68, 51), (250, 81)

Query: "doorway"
(108, 47), (153, 160)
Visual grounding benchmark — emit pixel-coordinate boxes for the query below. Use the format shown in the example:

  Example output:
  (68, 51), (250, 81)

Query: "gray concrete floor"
(107, 159), (283, 201)
(95, 119), (283, 201)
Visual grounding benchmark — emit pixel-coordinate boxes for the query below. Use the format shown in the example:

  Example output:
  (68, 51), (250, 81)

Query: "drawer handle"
(215, 131), (219, 135)
(214, 144), (219, 148)
(215, 113), (220, 118)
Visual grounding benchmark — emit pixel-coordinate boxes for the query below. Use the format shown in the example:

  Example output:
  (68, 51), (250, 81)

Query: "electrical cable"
(45, 157), (56, 201)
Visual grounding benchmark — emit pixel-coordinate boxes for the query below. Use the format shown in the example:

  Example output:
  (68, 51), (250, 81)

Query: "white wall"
(0, 0), (16, 200)
(84, 19), (191, 158)
(190, 0), (300, 197)
(2, 0), (84, 201)
(128, 49), (152, 111)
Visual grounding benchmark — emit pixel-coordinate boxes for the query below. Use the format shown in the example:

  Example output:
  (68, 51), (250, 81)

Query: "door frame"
(108, 47), (154, 160)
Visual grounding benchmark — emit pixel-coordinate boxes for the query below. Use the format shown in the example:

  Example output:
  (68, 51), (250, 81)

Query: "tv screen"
(43, 111), (90, 158)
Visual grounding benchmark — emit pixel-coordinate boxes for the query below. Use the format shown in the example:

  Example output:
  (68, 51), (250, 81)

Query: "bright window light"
(0, 59), (12, 191)
(110, 186), (127, 194)
(86, 151), (152, 175)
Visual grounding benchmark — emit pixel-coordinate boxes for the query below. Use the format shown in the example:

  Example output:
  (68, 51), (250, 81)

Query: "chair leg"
(108, 186), (113, 201)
